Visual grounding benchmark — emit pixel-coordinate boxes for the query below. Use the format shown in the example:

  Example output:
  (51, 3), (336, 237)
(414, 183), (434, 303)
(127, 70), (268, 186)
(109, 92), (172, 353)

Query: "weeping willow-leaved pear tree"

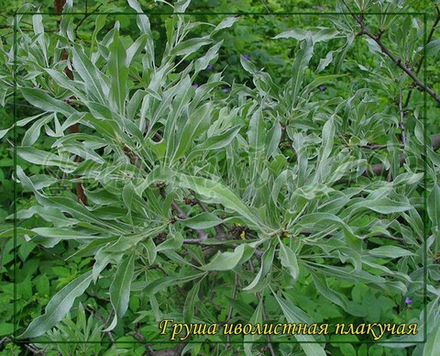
(1, 0), (439, 354)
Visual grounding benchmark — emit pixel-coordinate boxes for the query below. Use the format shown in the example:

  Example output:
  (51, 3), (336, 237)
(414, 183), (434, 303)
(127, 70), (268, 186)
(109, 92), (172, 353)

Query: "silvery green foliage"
(2, 0), (438, 354)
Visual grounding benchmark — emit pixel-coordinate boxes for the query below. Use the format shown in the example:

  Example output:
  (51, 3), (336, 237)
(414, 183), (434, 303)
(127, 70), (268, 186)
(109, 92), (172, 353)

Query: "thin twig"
(404, 5), (440, 107)
(85, 306), (115, 342)
(361, 130), (440, 178)
(37, 245), (67, 262)
(24, 343), (45, 355)
(0, 14), (33, 27)
(398, 88), (407, 146)
(367, 234), (405, 243)
(361, 143), (402, 150)
(191, 192), (225, 237)
(341, 1), (440, 105)
(159, 188), (209, 243)
(182, 235), (209, 244)
(74, 3), (103, 33)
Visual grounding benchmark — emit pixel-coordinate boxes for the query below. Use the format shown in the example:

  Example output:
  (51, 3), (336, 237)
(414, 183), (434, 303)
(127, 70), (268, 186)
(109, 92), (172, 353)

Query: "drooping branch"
(364, 132), (440, 178)
(336, 4), (440, 176)
(341, 1), (440, 105)
(357, 24), (440, 105)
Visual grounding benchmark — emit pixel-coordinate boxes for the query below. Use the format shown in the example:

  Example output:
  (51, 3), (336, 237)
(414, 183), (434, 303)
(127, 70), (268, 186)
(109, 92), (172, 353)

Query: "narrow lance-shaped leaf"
(19, 271), (93, 339)
(272, 291), (327, 356)
(108, 24), (128, 114)
(428, 184), (440, 229)
(243, 243), (275, 291)
(247, 109), (265, 183)
(178, 174), (264, 231)
(134, 273), (205, 295)
(44, 68), (88, 103)
(21, 88), (76, 117)
(194, 41), (222, 73)
(126, 34), (148, 67)
(278, 237), (299, 282)
(317, 116), (335, 168)
(170, 37), (212, 58)
(127, 0), (151, 34)
(31, 227), (110, 241)
(183, 278), (202, 323)
(201, 244), (258, 271)
(212, 17), (239, 35)
(186, 125), (241, 161)
(265, 120), (282, 158)
(289, 35), (314, 107)
(274, 28), (340, 43)
(177, 212), (226, 230)
(174, 0), (191, 12)
(172, 103), (212, 163)
(309, 270), (348, 310)
(424, 322), (440, 356)
(0, 128), (11, 140)
(17, 147), (76, 171)
(33, 11), (47, 65)
(350, 198), (413, 215)
(21, 114), (53, 146)
(127, 0), (155, 67)
(104, 252), (135, 332)
(243, 300), (263, 346)
(369, 246), (415, 259)
(71, 45), (108, 104)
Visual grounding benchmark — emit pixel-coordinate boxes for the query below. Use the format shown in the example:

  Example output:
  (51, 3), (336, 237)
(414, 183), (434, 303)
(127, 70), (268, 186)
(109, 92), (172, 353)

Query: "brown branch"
(362, 132), (440, 178)
(202, 245), (228, 260)
(122, 144), (142, 169)
(361, 143), (396, 150)
(368, 234), (405, 243)
(369, 30), (440, 104)
(300, 229), (405, 243)
(54, 0), (66, 13)
(344, 3), (440, 105)
(191, 192), (226, 238)
(24, 343), (44, 355)
(159, 188), (209, 243)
